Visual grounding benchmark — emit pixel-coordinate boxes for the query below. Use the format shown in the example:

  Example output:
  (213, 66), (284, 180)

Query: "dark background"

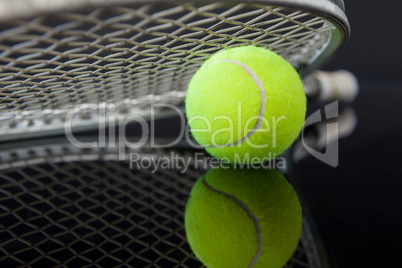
(296, 1), (402, 267)
(291, 83), (402, 268)
(324, 0), (402, 82)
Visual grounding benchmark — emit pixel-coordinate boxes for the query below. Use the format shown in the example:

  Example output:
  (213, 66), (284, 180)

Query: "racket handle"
(304, 70), (359, 103)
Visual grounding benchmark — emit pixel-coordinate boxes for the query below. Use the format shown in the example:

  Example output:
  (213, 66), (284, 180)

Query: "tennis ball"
(185, 167), (302, 268)
(186, 46), (306, 163)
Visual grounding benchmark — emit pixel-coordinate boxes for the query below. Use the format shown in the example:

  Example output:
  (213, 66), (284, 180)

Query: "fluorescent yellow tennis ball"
(185, 46), (306, 163)
(185, 167), (302, 268)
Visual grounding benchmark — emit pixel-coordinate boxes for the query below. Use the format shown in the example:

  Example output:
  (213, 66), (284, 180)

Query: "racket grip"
(304, 70), (359, 103)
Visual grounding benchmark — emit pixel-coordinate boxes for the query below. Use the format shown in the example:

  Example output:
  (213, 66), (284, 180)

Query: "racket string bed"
(0, 1), (349, 141)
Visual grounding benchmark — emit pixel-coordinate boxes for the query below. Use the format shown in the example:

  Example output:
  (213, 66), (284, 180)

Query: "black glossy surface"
(305, 0), (402, 265)
(291, 82), (402, 268)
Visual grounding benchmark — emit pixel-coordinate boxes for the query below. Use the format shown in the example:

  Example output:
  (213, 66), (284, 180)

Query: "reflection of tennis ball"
(186, 46), (306, 163)
(185, 167), (302, 268)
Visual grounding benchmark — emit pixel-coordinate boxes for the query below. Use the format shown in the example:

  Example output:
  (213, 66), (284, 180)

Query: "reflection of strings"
(0, 139), (329, 267)
(202, 177), (262, 268)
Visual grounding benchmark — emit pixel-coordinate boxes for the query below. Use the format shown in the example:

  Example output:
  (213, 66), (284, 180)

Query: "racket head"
(0, 0), (349, 141)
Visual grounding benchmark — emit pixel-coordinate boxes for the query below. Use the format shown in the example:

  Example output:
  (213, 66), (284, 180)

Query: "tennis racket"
(0, 0), (354, 142)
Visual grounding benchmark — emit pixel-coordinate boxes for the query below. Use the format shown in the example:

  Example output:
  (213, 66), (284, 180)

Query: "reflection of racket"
(0, 0), (351, 141)
(0, 137), (330, 267)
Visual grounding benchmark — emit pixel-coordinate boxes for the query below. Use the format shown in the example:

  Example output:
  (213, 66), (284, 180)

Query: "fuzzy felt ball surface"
(185, 46), (306, 163)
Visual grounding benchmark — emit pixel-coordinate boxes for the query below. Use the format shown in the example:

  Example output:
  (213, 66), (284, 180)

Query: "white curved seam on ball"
(204, 59), (266, 148)
(203, 178), (262, 267)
